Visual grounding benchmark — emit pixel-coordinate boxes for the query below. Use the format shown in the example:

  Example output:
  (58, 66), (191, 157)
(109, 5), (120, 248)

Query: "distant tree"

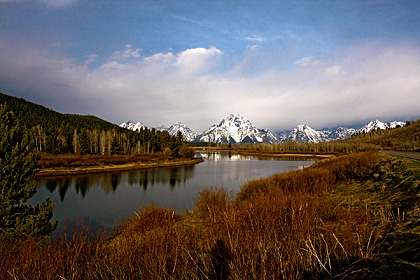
(180, 146), (195, 159)
(0, 105), (56, 241)
(164, 147), (172, 159)
(78, 129), (91, 154)
(169, 132), (183, 158)
(110, 133), (123, 154)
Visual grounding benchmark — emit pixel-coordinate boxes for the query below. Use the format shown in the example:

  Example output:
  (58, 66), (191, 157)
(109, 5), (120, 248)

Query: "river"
(30, 151), (314, 230)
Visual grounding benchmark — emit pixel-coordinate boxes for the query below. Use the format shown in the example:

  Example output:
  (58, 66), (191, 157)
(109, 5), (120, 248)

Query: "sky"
(1, 0), (419, 132)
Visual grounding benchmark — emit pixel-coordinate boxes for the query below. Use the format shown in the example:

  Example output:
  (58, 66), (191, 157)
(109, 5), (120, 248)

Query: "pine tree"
(110, 133), (123, 154)
(0, 105), (56, 241)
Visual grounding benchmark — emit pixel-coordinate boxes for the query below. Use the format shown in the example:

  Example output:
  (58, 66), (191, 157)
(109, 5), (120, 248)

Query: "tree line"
(0, 93), (188, 157)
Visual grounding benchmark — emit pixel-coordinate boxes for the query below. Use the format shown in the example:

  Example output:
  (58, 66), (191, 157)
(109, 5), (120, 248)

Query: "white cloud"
(172, 15), (203, 25)
(144, 52), (175, 65)
(123, 44), (141, 58)
(238, 30), (266, 43)
(112, 44), (142, 60)
(244, 35), (265, 42)
(175, 46), (223, 74)
(1, 42), (419, 131)
(84, 54), (98, 66)
(247, 45), (259, 51)
(324, 65), (343, 76)
(295, 56), (319, 66)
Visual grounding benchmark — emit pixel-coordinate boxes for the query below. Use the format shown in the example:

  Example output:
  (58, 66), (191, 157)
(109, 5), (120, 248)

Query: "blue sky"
(1, 0), (419, 131)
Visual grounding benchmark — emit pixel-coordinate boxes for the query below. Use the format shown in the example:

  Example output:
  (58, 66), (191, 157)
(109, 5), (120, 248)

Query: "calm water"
(30, 152), (314, 229)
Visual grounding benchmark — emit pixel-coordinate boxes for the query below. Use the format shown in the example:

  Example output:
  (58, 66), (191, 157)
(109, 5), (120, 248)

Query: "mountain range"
(120, 114), (406, 144)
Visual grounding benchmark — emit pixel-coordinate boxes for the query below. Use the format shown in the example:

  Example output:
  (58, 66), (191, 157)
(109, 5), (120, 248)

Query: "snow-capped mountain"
(281, 124), (327, 144)
(167, 123), (198, 142)
(120, 121), (145, 131)
(328, 127), (357, 140)
(277, 120), (404, 144)
(121, 116), (405, 144)
(359, 119), (405, 134)
(198, 114), (278, 144)
(120, 121), (197, 142)
(276, 125), (357, 144)
(389, 121), (406, 129)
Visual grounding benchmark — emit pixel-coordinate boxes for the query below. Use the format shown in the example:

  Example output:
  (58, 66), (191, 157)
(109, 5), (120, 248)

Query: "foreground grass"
(2, 151), (419, 279)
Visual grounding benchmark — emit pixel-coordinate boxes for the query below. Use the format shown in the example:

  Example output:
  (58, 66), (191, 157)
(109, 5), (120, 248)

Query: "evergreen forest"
(0, 93), (186, 157)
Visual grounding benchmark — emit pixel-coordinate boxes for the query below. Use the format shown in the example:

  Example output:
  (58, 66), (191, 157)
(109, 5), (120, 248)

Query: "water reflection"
(38, 165), (196, 201)
(32, 152), (314, 229)
(196, 151), (316, 163)
(198, 151), (245, 161)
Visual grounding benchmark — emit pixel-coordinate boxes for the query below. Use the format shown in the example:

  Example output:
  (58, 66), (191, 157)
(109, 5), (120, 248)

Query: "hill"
(0, 93), (121, 132)
(0, 92), (183, 156)
(341, 119), (420, 151)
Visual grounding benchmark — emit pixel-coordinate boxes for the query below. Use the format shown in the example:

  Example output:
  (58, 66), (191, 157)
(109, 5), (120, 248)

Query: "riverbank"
(36, 153), (204, 177)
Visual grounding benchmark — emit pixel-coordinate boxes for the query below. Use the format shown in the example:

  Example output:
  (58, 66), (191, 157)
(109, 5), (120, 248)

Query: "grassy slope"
(331, 153), (420, 279)
(341, 119), (420, 151)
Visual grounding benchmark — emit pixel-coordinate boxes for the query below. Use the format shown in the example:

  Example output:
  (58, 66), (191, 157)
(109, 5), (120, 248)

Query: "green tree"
(110, 133), (123, 154)
(0, 105), (56, 241)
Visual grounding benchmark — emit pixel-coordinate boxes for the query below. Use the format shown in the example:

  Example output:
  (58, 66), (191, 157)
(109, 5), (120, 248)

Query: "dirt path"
(382, 150), (420, 160)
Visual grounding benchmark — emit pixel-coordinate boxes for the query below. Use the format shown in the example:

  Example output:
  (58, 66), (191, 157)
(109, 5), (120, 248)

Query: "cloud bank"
(0, 41), (419, 132)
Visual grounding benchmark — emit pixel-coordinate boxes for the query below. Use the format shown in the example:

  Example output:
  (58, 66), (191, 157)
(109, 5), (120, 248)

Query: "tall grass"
(1, 152), (385, 279)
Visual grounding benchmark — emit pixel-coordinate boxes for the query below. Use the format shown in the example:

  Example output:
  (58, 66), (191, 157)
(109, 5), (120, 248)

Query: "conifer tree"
(0, 105), (56, 241)
(110, 133), (123, 154)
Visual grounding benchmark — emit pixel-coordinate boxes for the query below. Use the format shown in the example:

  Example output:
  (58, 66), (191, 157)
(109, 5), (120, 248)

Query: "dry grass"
(3, 151), (410, 279)
(39, 153), (167, 169)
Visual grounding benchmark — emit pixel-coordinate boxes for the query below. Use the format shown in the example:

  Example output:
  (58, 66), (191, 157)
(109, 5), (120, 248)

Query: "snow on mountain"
(120, 121), (197, 142)
(283, 124), (327, 144)
(167, 123), (198, 142)
(389, 121), (405, 129)
(198, 113), (278, 144)
(359, 119), (405, 133)
(121, 116), (405, 144)
(120, 121), (145, 131)
(155, 125), (168, 131)
(328, 127), (357, 140)
(359, 119), (389, 133)
(279, 120), (404, 143)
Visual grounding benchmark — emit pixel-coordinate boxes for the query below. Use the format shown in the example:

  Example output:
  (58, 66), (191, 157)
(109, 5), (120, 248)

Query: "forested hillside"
(0, 93), (184, 156)
(341, 119), (420, 151)
(236, 118), (419, 154)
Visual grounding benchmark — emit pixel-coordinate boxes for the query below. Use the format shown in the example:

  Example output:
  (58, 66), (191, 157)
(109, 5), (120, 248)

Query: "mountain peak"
(120, 121), (145, 131)
(227, 113), (243, 119)
(167, 123), (197, 142)
(200, 114), (278, 144)
(359, 119), (405, 133)
(120, 117), (406, 144)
